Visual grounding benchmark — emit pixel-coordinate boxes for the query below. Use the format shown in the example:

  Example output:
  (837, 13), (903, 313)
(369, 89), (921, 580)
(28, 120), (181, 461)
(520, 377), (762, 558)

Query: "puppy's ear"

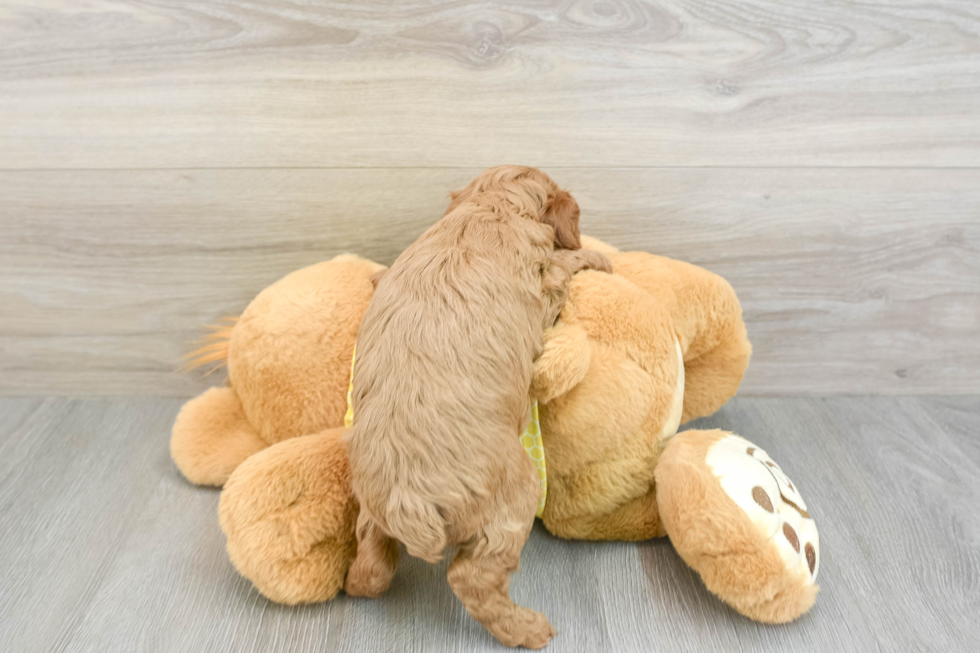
(543, 189), (581, 250)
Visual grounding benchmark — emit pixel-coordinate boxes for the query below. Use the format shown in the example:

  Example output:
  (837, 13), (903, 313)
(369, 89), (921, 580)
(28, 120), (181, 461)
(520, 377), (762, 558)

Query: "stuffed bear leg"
(655, 429), (819, 623)
(170, 387), (269, 486)
(542, 484), (665, 541)
(679, 329), (751, 425)
(218, 427), (358, 605)
(607, 253), (751, 424)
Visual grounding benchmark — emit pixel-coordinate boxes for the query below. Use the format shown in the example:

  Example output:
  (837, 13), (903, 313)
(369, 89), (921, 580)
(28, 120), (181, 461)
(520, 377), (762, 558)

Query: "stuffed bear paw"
(705, 433), (819, 582)
(656, 429), (820, 623)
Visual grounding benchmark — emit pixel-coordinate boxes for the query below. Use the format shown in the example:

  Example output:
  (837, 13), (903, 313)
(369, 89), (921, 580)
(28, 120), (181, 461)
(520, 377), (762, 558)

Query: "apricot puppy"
(344, 166), (610, 648)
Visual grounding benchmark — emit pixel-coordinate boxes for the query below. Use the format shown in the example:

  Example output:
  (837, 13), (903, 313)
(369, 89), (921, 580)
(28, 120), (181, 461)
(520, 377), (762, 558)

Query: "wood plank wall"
(1, 1), (978, 396)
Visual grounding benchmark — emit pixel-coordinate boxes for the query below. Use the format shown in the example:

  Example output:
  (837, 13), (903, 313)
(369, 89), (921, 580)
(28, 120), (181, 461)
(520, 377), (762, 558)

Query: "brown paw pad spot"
(752, 486), (773, 513)
(779, 493), (811, 519)
(805, 542), (816, 574)
(782, 523), (800, 552)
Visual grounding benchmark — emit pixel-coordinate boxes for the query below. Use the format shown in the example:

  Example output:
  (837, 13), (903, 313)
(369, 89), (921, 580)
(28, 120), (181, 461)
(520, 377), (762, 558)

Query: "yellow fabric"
(522, 402), (547, 518)
(344, 344), (356, 429)
(344, 344), (546, 518)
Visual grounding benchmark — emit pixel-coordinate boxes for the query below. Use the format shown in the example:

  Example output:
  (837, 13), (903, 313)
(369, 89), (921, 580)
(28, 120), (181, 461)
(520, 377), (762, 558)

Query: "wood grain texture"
(2, 167), (977, 396)
(1, 0), (980, 168)
(1, 1), (978, 394)
(1, 396), (978, 652)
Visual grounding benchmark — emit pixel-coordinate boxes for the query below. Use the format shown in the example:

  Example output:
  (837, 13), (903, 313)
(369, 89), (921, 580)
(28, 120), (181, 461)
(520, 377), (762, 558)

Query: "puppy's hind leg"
(344, 509), (398, 598)
(447, 463), (554, 648)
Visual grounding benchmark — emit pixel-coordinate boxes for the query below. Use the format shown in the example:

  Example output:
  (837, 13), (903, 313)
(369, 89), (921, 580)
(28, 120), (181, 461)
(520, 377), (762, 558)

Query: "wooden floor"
(1, 396), (978, 652)
(2, 0), (979, 397)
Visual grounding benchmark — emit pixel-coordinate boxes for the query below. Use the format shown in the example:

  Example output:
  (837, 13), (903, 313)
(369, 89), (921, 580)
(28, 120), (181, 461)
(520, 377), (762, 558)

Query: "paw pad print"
(707, 434), (819, 581)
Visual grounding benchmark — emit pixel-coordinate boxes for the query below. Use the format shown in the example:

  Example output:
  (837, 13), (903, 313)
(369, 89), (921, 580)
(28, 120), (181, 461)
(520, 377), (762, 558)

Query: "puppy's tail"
(384, 492), (447, 564)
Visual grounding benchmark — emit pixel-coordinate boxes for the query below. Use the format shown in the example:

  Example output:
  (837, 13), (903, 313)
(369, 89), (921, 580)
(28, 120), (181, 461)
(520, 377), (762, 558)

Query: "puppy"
(344, 166), (611, 648)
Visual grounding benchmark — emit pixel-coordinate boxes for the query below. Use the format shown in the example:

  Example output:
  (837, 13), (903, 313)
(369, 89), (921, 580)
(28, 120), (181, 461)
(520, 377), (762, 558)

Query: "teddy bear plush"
(170, 237), (820, 625)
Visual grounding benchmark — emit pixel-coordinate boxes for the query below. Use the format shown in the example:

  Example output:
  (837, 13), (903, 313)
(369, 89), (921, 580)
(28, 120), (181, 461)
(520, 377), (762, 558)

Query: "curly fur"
(344, 166), (610, 648)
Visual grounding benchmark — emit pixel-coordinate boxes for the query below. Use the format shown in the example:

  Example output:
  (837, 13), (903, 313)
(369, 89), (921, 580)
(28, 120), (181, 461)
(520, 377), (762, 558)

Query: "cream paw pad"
(705, 433), (819, 583)
(655, 429), (820, 623)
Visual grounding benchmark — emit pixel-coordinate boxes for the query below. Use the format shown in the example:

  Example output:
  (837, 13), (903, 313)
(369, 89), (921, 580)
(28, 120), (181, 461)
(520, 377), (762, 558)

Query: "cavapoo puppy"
(344, 166), (611, 648)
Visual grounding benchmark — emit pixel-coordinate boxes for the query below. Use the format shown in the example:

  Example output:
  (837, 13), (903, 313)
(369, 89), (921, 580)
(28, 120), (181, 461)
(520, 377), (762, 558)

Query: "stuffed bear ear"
(543, 189), (581, 250)
(531, 322), (591, 404)
(579, 235), (619, 255)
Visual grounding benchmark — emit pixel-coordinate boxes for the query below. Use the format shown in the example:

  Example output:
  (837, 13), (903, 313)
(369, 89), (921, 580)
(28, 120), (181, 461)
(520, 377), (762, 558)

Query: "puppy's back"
(346, 207), (548, 560)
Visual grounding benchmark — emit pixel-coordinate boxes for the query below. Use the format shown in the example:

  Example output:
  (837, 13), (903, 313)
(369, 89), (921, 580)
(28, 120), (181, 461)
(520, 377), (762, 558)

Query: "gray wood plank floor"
(2, 396), (978, 652)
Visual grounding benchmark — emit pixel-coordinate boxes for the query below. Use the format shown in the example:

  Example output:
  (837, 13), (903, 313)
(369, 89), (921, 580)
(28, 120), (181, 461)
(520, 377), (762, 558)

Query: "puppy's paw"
(493, 608), (556, 649)
(519, 610), (556, 649)
(344, 571), (390, 599)
(344, 555), (396, 598)
(578, 249), (613, 274)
